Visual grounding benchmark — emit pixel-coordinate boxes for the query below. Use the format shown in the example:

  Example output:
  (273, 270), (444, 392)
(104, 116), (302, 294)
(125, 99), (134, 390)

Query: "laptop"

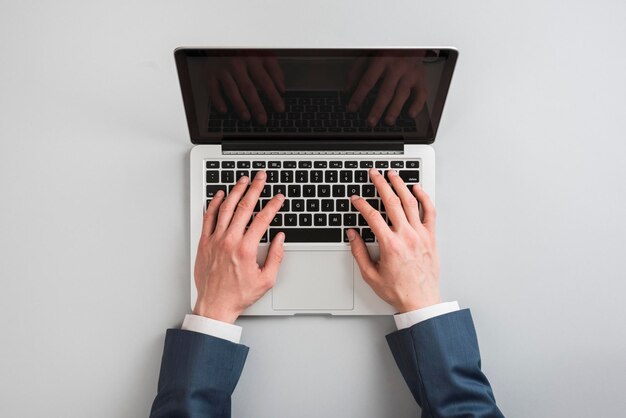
(175, 48), (458, 315)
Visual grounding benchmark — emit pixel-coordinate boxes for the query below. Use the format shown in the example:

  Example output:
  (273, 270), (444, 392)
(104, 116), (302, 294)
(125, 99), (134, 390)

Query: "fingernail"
(369, 167), (379, 175)
(415, 183), (422, 190)
(238, 176), (248, 183)
(346, 229), (356, 241)
(215, 190), (224, 197)
(388, 169), (397, 177)
(368, 117), (376, 126)
(256, 170), (266, 180)
(278, 232), (285, 243)
(350, 194), (359, 201)
(277, 193), (285, 201)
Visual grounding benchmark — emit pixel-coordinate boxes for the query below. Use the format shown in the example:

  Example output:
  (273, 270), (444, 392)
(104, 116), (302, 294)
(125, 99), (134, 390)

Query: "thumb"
(262, 232), (285, 280)
(346, 229), (376, 279)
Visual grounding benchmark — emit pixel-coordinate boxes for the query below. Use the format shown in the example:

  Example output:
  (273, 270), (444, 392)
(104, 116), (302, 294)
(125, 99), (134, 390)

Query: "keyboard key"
(310, 170), (323, 183)
(280, 171), (294, 183)
(253, 161), (266, 168)
(236, 170), (249, 179)
(360, 161), (373, 168)
(314, 161), (327, 168)
(366, 199), (379, 210)
(260, 185), (271, 197)
(332, 185), (346, 197)
(347, 185), (360, 196)
(206, 171), (220, 183)
(325, 170), (338, 183)
(222, 161), (235, 168)
(288, 185), (301, 197)
(340, 170), (353, 182)
(221, 171), (234, 183)
(362, 185), (375, 197)
(343, 214), (357, 226)
(299, 214), (312, 226)
(391, 161), (404, 168)
(362, 228), (375, 242)
(270, 227), (341, 242)
(345, 161), (358, 168)
(355, 170), (368, 183)
(280, 199), (290, 212)
(237, 161), (250, 168)
(329, 161), (343, 168)
(329, 213), (342, 226)
(268, 161), (281, 168)
(284, 214), (297, 226)
(259, 231), (268, 243)
(358, 214), (368, 226)
(321, 199), (334, 212)
(318, 185), (330, 197)
(407, 161), (420, 168)
(261, 198), (272, 208)
(303, 185), (316, 197)
(295, 170), (308, 183)
(271, 214), (282, 226)
(206, 185), (227, 198)
(375, 161), (389, 168)
(273, 185), (286, 196)
(267, 171), (279, 183)
(206, 161), (219, 169)
(314, 214), (327, 226)
(284, 161), (297, 168)
(399, 170), (420, 183)
(336, 199), (350, 211)
(306, 199), (319, 211)
(292, 199), (305, 211)
(298, 161), (312, 168)
(343, 228), (359, 243)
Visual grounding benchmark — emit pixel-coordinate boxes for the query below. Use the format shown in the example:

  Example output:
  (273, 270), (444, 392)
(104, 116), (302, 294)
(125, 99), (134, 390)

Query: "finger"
(347, 57), (385, 112)
(229, 170), (266, 234)
(368, 168), (410, 228)
(215, 175), (249, 233)
(208, 76), (228, 113)
(412, 184), (436, 233)
(246, 193), (285, 243)
(264, 57), (285, 93)
(349, 194), (391, 241)
(387, 169), (420, 227)
(384, 78), (412, 125)
(249, 62), (285, 113)
(261, 232), (285, 281)
(231, 65), (267, 124)
(346, 228), (377, 280)
(201, 190), (225, 237)
(408, 85), (428, 118)
(367, 69), (402, 126)
(220, 72), (251, 121)
(344, 57), (367, 92)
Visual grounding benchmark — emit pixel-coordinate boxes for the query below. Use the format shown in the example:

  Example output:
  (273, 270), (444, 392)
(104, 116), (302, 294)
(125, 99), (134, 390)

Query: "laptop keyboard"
(205, 158), (420, 243)
(208, 91), (418, 135)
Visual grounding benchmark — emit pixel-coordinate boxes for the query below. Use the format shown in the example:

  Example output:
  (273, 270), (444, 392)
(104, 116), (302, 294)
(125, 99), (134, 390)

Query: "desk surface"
(1, 1), (626, 417)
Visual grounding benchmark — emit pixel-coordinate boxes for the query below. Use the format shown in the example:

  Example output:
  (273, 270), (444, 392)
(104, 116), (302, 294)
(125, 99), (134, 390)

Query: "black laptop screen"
(174, 48), (458, 144)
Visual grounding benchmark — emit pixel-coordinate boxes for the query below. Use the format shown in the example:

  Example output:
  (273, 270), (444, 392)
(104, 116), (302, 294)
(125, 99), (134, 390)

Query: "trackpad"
(272, 250), (354, 310)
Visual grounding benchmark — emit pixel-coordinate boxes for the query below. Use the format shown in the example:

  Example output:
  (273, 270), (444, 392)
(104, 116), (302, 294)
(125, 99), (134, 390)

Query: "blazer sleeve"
(386, 309), (505, 418)
(150, 329), (249, 418)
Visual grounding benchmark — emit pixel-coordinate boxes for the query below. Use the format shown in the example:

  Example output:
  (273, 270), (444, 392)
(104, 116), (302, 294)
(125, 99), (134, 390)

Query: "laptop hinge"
(221, 138), (404, 155)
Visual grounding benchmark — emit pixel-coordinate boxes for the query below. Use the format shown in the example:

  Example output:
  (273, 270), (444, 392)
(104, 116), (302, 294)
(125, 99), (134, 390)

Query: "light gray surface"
(1, 1), (625, 417)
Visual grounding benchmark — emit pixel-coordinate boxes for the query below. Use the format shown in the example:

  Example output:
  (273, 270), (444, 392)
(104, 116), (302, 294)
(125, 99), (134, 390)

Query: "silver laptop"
(175, 47), (458, 315)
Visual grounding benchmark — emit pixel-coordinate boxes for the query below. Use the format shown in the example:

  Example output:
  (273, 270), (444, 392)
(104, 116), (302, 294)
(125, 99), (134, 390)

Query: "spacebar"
(269, 228), (342, 243)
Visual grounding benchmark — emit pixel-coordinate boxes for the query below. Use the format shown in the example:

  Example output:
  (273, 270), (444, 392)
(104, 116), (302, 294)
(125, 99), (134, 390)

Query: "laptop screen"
(175, 48), (458, 144)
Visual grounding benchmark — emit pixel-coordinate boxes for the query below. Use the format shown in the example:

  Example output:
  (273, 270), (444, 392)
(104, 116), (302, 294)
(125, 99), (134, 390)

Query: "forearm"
(387, 309), (504, 418)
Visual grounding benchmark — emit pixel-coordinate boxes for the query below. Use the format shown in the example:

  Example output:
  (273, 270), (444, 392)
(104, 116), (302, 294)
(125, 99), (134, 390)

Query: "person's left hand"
(346, 55), (428, 127)
(193, 171), (286, 324)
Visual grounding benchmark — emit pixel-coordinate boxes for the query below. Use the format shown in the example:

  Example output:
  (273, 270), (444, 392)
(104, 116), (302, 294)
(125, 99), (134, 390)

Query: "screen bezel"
(174, 47), (458, 145)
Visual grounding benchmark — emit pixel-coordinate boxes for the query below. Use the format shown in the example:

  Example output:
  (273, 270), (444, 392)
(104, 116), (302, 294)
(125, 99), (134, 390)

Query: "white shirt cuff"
(181, 314), (242, 344)
(393, 301), (460, 330)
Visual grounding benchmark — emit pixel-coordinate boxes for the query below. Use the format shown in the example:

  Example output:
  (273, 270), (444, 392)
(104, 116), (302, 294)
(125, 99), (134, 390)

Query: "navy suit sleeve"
(386, 309), (504, 418)
(150, 329), (249, 418)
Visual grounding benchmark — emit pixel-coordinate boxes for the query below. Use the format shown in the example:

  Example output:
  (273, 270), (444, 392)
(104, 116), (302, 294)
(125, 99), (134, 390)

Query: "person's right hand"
(346, 168), (441, 313)
(208, 55), (285, 124)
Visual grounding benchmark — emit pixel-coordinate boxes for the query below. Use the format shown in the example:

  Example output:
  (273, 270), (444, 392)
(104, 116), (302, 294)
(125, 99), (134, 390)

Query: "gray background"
(1, 1), (625, 417)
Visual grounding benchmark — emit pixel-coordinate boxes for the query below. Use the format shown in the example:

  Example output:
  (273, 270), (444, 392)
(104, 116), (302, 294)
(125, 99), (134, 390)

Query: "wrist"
(193, 303), (240, 324)
(395, 295), (441, 314)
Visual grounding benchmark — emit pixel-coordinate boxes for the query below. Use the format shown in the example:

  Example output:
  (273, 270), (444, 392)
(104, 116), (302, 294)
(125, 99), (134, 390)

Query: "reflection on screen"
(176, 49), (456, 142)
